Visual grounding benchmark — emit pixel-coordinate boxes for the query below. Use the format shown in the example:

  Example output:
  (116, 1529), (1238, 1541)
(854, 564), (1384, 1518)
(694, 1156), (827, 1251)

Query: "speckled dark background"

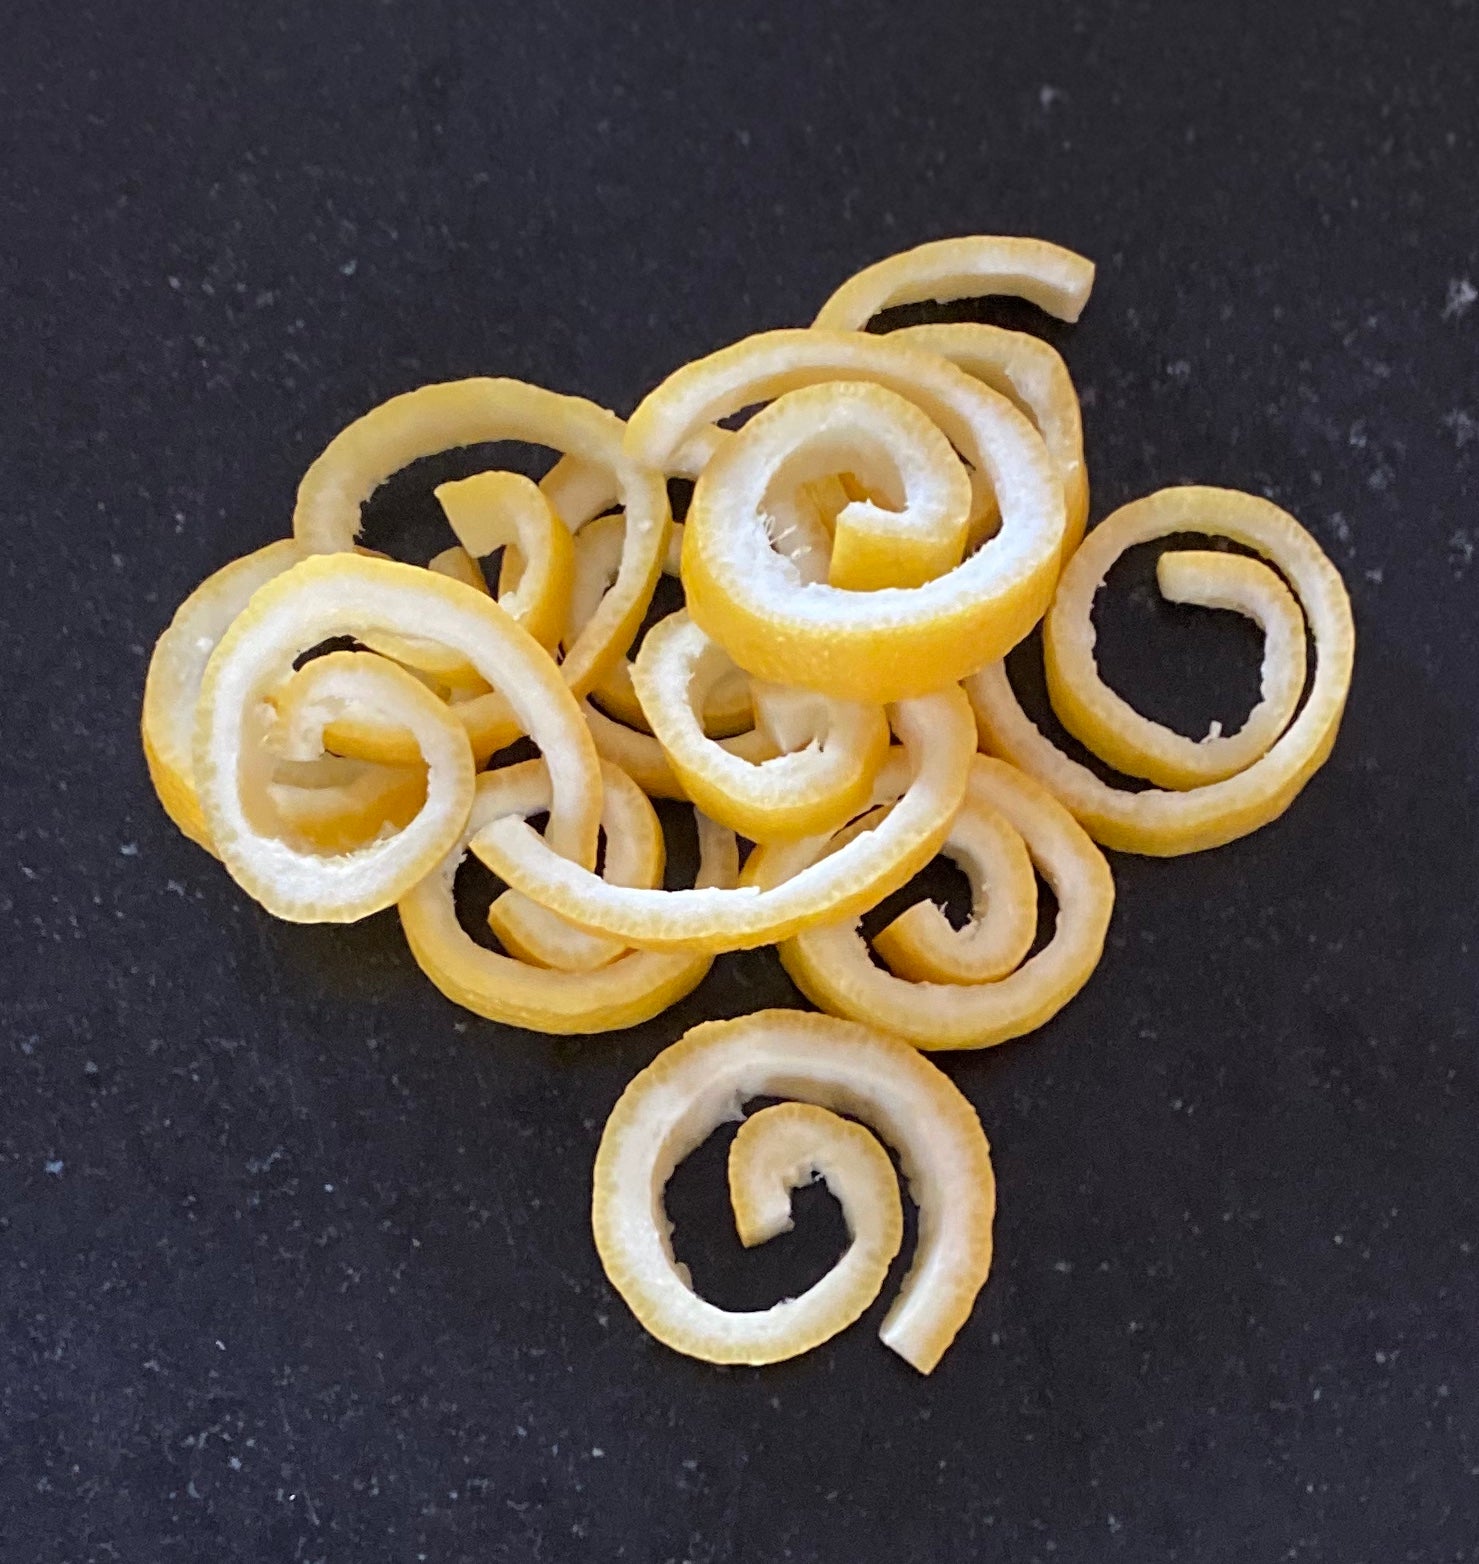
(4, 2), (1478, 1561)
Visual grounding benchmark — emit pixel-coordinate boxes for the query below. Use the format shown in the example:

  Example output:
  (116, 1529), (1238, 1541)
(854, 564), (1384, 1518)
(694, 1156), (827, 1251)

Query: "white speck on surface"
(1443, 408), (1477, 446)
(591, 1447), (604, 1458)
(340, 257), (358, 276)
(1450, 530), (1473, 572)
(44, 1159), (64, 1176)
(1442, 277), (1476, 319)
(1039, 84), (1062, 109)
(120, 841), (139, 856)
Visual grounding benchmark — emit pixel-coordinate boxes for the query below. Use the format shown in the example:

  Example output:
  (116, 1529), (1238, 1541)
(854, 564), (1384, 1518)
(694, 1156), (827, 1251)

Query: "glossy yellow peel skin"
(627, 329), (1067, 704)
(591, 1010), (994, 1372)
(435, 470), (574, 653)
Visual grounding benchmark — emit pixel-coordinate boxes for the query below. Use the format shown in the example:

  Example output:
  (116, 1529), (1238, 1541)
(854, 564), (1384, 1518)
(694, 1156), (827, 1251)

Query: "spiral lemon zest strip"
(871, 789), (1039, 986)
(776, 756), (1114, 1050)
(471, 687), (975, 953)
(591, 1010), (995, 1372)
(967, 486), (1355, 855)
(890, 322), (1090, 555)
(399, 762), (737, 1033)
(291, 377), (669, 697)
(435, 470), (574, 653)
(580, 699), (775, 802)
(631, 612), (889, 842)
(1047, 547), (1308, 789)
(484, 759), (665, 975)
(195, 555), (602, 922)
(626, 329), (1066, 704)
(812, 234), (1096, 332)
(142, 539), (307, 851)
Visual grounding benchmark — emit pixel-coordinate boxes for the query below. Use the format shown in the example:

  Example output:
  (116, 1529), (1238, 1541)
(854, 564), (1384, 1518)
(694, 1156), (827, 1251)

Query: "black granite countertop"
(4, 2), (1477, 1560)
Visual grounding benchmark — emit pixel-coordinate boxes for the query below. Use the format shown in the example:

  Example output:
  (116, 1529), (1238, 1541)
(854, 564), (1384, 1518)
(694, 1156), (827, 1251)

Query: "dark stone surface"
(3, 2), (1477, 1560)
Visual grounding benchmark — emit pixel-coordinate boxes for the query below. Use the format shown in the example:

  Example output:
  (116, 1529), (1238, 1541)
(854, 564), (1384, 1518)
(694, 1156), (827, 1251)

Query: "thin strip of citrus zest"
(967, 486), (1355, 855)
(473, 687), (975, 952)
(591, 1009), (995, 1372)
(538, 450), (622, 533)
(484, 759), (665, 974)
(631, 612), (889, 841)
(195, 554), (602, 922)
(776, 756), (1114, 1050)
(143, 539), (307, 851)
(291, 378), (669, 697)
(890, 322), (1090, 555)
(1046, 548), (1307, 788)
(812, 234), (1096, 331)
(399, 763), (737, 1032)
(580, 699), (774, 801)
(139, 536), (433, 856)
(872, 788), (1039, 985)
(330, 475), (578, 769)
(625, 329), (1065, 703)
(795, 383), (975, 592)
(247, 647), (476, 920)
(571, 513), (754, 738)
(435, 470), (574, 652)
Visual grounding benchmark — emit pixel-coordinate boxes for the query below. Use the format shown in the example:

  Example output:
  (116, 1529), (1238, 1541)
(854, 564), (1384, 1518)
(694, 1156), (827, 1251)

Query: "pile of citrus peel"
(142, 236), (1355, 1376)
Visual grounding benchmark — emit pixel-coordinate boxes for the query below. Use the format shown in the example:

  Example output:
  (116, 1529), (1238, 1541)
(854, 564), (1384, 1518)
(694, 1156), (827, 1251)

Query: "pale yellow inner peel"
(591, 1009), (995, 1373)
(968, 486), (1355, 855)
